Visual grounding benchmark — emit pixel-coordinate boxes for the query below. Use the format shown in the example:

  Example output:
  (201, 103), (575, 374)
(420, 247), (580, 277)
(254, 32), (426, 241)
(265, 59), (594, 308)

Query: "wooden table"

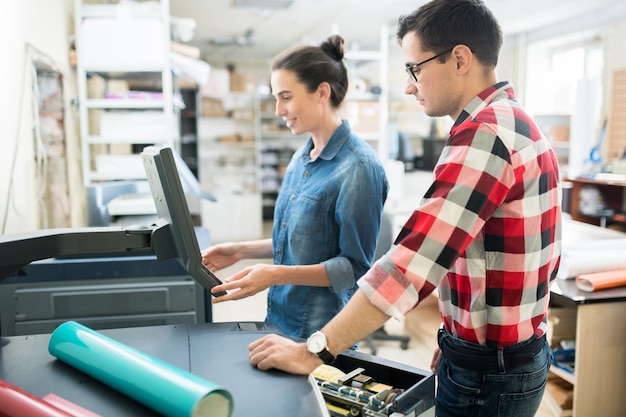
(550, 219), (626, 416)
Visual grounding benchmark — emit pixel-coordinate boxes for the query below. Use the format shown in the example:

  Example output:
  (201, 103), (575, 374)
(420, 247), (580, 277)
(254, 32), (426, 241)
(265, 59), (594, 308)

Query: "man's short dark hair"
(396, 0), (503, 67)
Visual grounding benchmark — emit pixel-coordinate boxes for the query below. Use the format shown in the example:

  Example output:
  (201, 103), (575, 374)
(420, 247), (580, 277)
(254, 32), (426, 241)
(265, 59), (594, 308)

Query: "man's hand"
(248, 334), (321, 374)
(430, 346), (442, 373)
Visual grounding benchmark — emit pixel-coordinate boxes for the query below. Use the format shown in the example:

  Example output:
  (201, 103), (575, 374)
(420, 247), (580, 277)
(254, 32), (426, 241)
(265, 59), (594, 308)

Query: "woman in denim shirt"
(201, 35), (389, 339)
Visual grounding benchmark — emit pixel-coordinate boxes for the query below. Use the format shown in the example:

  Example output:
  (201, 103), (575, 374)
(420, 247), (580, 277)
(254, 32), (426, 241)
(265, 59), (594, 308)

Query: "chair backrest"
(374, 211), (394, 261)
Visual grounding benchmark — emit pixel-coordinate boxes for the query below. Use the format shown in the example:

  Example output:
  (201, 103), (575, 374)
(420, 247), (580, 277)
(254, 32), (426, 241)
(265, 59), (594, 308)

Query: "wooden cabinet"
(566, 177), (626, 228)
(545, 220), (626, 416)
(550, 279), (626, 416)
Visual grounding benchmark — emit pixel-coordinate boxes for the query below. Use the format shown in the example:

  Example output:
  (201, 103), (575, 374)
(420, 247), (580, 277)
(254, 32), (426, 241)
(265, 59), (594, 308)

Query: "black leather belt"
(438, 329), (546, 372)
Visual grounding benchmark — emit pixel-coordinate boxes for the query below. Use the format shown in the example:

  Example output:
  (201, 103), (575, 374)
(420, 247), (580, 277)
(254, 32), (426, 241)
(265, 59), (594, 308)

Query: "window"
(525, 33), (604, 176)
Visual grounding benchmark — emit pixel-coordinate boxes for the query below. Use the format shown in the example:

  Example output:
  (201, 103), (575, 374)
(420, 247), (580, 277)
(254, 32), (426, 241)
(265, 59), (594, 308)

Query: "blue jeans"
(436, 328), (552, 417)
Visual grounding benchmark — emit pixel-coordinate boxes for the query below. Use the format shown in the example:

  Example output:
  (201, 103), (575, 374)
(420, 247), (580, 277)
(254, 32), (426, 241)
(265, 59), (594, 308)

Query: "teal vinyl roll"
(48, 321), (233, 417)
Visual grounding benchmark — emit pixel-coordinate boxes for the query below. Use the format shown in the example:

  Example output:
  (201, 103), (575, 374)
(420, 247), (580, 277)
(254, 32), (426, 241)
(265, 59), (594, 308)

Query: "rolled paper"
(48, 321), (233, 417)
(575, 268), (626, 292)
(0, 378), (73, 417)
(557, 238), (626, 279)
(42, 394), (102, 417)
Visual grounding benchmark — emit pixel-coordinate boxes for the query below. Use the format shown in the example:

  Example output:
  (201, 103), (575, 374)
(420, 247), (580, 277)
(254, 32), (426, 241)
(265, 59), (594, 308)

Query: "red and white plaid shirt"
(359, 81), (562, 348)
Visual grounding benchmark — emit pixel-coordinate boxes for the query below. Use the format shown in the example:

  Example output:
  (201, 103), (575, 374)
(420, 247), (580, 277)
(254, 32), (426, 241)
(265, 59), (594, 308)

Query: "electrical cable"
(2, 44), (32, 234)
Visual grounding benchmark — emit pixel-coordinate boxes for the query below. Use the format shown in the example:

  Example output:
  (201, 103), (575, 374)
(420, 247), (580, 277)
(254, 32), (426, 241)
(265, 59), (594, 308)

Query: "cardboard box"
(201, 68), (230, 96)
(230, 71), (257, 92)
(80, 17), (165, 70)
(201, 97), (227, 117)
(547, 307), (577, 349)
(230, 108), (254, 120)
(217, 134), (240, 143)
(341, 100), (380, 134)
(550, 126), (570, 142)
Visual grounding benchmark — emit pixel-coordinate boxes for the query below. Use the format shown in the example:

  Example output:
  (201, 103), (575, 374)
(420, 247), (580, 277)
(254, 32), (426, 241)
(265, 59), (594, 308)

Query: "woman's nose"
(275, 102), (285, 116)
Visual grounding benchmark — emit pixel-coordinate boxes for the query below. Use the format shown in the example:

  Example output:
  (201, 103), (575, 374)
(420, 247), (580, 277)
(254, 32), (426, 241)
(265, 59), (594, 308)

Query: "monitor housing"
(140, 146), (225, 295)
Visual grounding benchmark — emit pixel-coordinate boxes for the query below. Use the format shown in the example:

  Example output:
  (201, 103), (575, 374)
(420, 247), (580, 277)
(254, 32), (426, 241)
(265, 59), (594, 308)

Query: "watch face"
(307, 332), (326, 353)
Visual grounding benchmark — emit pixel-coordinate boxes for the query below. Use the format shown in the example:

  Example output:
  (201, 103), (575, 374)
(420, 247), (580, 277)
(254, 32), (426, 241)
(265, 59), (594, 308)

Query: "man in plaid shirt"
(248, 1), (562, 415)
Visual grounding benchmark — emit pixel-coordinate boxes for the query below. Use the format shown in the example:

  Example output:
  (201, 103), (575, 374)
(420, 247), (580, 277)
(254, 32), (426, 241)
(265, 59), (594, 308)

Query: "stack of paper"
(557, 238), (626, 280)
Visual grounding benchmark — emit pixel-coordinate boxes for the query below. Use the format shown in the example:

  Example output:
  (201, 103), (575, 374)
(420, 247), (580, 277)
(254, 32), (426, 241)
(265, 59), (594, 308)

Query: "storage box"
(547, 307), (577, 349)
(341, 100), (380, 134)
(230, 71), (257, 92)
(80, 17), (165, 70)
(201, 97), (227, 117)
(550, 126), (570, 142)
(201, 68), (230, 96)
(545, 374), (574, 416)
(314, 349), (436, 416)
(230, 108), (254, 120)
(216, 134), (240, 143)
(95, 154), (145, 179)
(99, 110), (174, 141)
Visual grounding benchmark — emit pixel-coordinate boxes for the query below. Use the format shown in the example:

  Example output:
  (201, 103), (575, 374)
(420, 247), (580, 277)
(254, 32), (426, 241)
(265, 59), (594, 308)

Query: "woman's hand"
(248, 334), (320, 374)
(210, 264), (278, 302)
(201, 243), (241, 271)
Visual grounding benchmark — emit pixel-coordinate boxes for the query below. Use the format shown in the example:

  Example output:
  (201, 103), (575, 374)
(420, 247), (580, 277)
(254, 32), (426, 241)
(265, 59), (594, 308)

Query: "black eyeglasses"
(405, 47), (453, 82)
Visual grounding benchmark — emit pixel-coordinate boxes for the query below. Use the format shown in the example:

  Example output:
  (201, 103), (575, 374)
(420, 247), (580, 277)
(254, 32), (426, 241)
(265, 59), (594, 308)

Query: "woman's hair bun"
(320, 35), (345, 61)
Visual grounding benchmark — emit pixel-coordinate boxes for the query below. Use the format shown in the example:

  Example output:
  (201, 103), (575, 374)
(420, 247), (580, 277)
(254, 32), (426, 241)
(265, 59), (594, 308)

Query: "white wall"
(1, 2), (625, 235)
(599, 18), (626, 131)
(0, 0), (82, 234)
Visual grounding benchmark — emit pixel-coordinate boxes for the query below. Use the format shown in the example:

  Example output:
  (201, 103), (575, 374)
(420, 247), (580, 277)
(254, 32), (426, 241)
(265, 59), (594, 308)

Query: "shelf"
(344, 50), (382, 61)
(549, 365), (576, 385)
(549, 270), (626, 416)
(207, 141), (257, 150)
(79, 3), (163, 19)
(86, 172), (147, 182)
(346, 92), (383, 101)
(198, 92), (261, 199)
(566, 177), (626, 227)
(83, 65), (166, 73)
(85, 98), (169, 109)
(202, 166), (257, 175)
(85, 136), (171, 145)
(86, 70), (164, 80)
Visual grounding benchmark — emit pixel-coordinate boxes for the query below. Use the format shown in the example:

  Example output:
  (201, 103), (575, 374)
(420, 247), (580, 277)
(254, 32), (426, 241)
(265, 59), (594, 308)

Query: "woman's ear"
(316, 81), (332, 102)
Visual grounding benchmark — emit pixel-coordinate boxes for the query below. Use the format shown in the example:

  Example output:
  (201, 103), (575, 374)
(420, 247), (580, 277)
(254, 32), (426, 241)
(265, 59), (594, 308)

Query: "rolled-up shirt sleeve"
(325, 158), (388, 294)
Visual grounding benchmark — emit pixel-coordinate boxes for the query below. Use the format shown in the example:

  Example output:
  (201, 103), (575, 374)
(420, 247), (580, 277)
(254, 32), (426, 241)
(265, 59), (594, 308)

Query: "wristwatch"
(306, 331), (336, 364)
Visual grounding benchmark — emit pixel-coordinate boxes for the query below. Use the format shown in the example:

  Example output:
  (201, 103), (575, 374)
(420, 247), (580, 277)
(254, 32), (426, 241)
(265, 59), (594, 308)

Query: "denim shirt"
(267, 120), (389, 339)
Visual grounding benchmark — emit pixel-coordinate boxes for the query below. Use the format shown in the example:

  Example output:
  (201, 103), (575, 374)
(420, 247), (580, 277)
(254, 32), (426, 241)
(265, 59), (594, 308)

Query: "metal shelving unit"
(259, 26), (391, 220)
(198, 91), (263, 242)
(74, 0), (177, 185)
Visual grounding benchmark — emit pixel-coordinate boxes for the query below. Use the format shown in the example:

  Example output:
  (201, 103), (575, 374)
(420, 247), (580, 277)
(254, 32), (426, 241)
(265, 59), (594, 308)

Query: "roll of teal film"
(48, 321), (233, 417)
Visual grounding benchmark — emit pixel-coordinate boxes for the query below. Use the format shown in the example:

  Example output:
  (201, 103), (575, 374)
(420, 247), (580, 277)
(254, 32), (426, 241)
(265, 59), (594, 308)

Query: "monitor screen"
(141, 146), (225, 296)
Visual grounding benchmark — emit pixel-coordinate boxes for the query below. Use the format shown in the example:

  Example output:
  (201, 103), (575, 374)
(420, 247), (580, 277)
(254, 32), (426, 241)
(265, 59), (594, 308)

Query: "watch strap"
(316, 347), (336, 364)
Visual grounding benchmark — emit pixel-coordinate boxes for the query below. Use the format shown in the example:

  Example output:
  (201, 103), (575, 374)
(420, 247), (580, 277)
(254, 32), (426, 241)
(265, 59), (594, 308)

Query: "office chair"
(362, 212), (410, 355)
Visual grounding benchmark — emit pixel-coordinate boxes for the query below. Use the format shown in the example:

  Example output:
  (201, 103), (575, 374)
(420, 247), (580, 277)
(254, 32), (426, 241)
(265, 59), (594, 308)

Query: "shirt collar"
(303, 120), (351, 162)
(454, 80), (515, 128)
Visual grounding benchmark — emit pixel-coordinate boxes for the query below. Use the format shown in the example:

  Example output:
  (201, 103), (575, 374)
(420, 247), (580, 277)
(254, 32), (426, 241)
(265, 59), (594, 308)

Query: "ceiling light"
(233, 0), (295, 9)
